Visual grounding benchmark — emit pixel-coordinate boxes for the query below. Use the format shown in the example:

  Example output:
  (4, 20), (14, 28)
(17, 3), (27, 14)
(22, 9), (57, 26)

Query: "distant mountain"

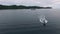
(0, 5), (52, 9)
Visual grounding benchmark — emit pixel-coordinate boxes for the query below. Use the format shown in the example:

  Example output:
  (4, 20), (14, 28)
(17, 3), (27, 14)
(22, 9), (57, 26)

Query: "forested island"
(0, 5), (52, 9)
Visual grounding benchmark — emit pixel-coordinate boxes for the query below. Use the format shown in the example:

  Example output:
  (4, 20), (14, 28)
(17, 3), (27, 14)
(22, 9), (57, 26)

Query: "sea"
(0, 9), (60, 34)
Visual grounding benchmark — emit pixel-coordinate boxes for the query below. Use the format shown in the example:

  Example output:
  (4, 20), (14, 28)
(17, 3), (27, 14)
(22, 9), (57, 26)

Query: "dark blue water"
(0, 9), (60, 34)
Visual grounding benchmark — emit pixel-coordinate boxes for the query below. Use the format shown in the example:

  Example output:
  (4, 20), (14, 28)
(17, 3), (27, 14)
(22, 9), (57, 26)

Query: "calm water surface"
(0, 9), (60, 34)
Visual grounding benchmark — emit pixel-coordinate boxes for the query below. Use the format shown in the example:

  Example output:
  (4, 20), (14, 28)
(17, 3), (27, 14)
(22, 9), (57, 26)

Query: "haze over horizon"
(0, 0), (60, 8)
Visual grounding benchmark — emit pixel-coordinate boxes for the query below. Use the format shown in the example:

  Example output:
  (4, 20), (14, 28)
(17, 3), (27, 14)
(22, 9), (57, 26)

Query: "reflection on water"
(0, 9), (60, 34)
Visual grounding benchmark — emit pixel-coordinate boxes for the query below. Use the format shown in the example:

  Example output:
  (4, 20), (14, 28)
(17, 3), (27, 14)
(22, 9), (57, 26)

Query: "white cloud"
(0, 0), (60, 8)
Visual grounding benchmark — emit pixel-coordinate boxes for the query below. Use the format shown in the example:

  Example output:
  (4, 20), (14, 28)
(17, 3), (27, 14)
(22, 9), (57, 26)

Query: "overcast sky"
(0, 0), (60, 8)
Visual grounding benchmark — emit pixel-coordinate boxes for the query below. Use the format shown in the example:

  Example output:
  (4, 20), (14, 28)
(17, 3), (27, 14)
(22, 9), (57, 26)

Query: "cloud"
(0, 0), (60, 8)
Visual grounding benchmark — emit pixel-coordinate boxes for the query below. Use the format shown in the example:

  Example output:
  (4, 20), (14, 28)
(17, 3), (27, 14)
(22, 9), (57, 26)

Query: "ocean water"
(0, 9), (60, 34)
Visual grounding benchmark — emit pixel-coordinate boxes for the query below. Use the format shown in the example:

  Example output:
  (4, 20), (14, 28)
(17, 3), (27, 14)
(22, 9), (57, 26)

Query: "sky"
(0, 0), (60, 8)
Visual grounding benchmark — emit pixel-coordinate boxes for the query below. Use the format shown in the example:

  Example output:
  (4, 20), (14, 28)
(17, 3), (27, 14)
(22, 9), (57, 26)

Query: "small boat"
(40, 16), (48, 26)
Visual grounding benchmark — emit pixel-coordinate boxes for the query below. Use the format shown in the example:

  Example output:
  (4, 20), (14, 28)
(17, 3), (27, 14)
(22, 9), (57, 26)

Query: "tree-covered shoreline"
(0, 5), (52, 9)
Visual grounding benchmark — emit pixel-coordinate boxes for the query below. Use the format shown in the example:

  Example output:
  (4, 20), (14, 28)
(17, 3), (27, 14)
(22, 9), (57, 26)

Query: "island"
(0, 5), (52, 9)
